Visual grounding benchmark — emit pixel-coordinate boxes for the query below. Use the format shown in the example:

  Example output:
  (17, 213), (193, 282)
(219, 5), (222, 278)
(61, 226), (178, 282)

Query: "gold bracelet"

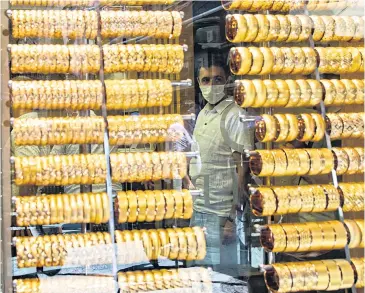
(263, 79), (279, 107)
(318, 222), (336, 250)
(291, 47), (306, 75)
(332, 148), (350, 175)
(272, 149), (288, 176)
(297, 114), (315, 141)
(281, 224), (300, 252)
(252, 79), (267, 107)
(355, 220), (364, 248)
(250, 187), (277, 216)
(323, 260), (343, 291)
(285, 114), (299, 141)
(273, 187), (290, 215)
(285, 80), (300, 107)
(261, 224), (287, 252)
(322, 185), (340, 211)
(326, 113), (344, 140)
(288, 262), (305, 291)
(306, 149), (323, 176)
(267, 264), (293, 292)
(321, 148), (335, 174)
(295, 223), (313, 252)
(256, 114), (277, 142)
(351, 258), (365, 288)
(234, 80), (256, 108)
(311, 185), (327, 213)
(282, 148), (300, 176)
(296, 149), (311, 176)
(225, 14), (247, 43)
(248, 47), (264, 75)
(271, 47), (285, 75)
(344, 219), (362, 248)
(229, 47), (252, 75)
(331, 221), (348, 249)
(310, 261), (330, 290)
(311, 113), (326, 142)
(298, 185), (315, 213)
(274, 79), (290, 107)
(254, 15), (270, 42)
(273, 114), (289, 142)
(296, 79), (312, 107)
(335, 259), (355, 289)
(249, 150), (275, 177)
(343, 147), (360, 175)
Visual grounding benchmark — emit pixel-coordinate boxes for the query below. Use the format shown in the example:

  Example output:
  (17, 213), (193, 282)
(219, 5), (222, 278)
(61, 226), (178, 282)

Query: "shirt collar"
(213, 97), (235, 114)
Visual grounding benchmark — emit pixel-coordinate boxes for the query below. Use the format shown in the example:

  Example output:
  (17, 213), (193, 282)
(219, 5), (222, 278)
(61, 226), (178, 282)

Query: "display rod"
(302, 10), (355, 293)
(95, 3), (118, 290)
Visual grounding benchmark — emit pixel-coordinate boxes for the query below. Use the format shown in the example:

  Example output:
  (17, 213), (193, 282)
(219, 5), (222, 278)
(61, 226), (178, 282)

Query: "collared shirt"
(189, 97), (255, 217)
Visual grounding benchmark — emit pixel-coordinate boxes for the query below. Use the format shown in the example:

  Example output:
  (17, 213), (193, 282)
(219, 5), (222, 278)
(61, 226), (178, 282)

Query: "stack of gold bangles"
(255, 112), (364, 142)
(115, 227), (206, 263)
(332, 147), (364, 175)
(249, 147), (364, 177)
(11, 10), (98, 39)
(117, 189), (193, 223)
(10, 0), (176, 6)
(100, 10), (182, 38)
(249, 183), (364, 216)
(103, 44), (184, 74)
(255, 113), (325, 143)
(108, 114), (184, 145)
(118, 267), (212, 293)
(15, 232), (113, 268)
(13, 116), (105, 145)
(110, 152), (187, 183)
(260, 220), (364, 252)
(264, 258), (363, 292)
(226, 14), (364, 43)
(10, 44), (101, 74)
(322, 79), (364, 105)
(105, 79), (173, 110)
(15, 192), (110, 226)
(340, 182), (365, 212)
(317, 47), (364, 73)
(14, 276), (115, 293)
(14, 152), (187, 185)
(10, 79), (173, 110)
(326, 112), (364, 139)
(249, 148), (334, 177)
(13, 114), (184, 146)
(229, 47), (364, 75)
(222, 0), (359, 11)
(234, 79), (364, 108)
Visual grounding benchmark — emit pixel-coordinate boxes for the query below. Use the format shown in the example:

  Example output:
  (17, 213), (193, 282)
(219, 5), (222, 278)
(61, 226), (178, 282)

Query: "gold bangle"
(285, 114), (299, 141)
(355, 147), (364, 174)
(321, 148), (335, 174)
(266, 15), (280, 42)
(296, 149), (311, 176)
(229, 47), (252, 75)
(252, 80), (267, 107)
(273, 114), (289, 142)
(311, 15), (325, 41)
(275, 15), (290, 42)
(344, 219), (362, 248)
(266, 264), (292, 293)
(318, 221), (336, 250)
(234, 80), (256, 108)
(259, 48), (274, 75)
(288, 263), (305, 292)
(282, 148), (300, 176)
(355, 220), (365, 248)
(323, 260), (343, 291)
(297, 114), (315, 141)
(295, 223), (312, 252)
(351, 258), (365, 288)
(249, 150), (275, 177)
(281, 224), (300, 252)
(297, 15), (312, 41)
(335, 259), (356, 289)
(261, 224), (287, 252)
(302, 48), (318, 75)
(353, 79), (365, 104)
(281, 47), (295, 74)
(248, 47), (264, 75)
(285, 80), (301, 107)
(343, 147), (360, 175)
(321, 80), (337, 106)
(256, 114), (277, 142)
(306, 149), (324, 176)
(332, 148), (350, 175)
(274, 79), (290, 107)
(273, 187), (290, 215)
(250, 187), (277, 216)
(298, 186), (315, 213)
(326, 113), (344, 140)
(243, 14), (258, 42)
(296, 79), (312, 107)
(263, 79), (279, 107)
(272, 149), (288, 176)
(332, 80), (347, 105)
(291, 47), (306, 75)
(311, 113), (326, 142)
(331, 220), (348, 249)
(322, 185), (341, 211)
(271, 47), (285, 75)
(340, 113), (354, 138)
(342, 79), (357, 104)
(311, 185), (327, 213)
(254, 14), (269, 42)
(225, 14), (247, 43)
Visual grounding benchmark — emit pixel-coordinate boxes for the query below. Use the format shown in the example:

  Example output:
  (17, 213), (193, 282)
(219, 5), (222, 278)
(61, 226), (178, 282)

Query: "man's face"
(198, 65), (227, 86)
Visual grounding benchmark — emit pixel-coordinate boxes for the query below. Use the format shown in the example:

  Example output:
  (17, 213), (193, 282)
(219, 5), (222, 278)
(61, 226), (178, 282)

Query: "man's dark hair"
(196, 49), (229, 79)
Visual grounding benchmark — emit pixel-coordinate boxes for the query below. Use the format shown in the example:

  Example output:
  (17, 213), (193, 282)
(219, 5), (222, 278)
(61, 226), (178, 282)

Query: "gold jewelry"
(225, 14), (247, 43)
(297, 114), (315, 141)
(296, 149), (311, 176)
(343, 147), (360, 174)
(285, 114), (299, 141)
(252, 80), (267, 107)
(249, 150), (275, 177)
(311, 113), (325, 142)
(273, 187), (290, 215)
(250, 187), (277, 216)
(273, 114), (289, 142)
(229, 47), (252, 75)
(285, 80), (301, 107)
(345, 219), (362, 248)
(256, 114), (277, 142)
(248, 47), (264, 75)
(272, 149), (288, 176)
(234, 80), (256, 108)
(311, 185), (327, 213)
(283, 149), (300, 176)
(261, 224), (287, 252)
(254, 14), (269, 42)
(274, 79), (290, 107)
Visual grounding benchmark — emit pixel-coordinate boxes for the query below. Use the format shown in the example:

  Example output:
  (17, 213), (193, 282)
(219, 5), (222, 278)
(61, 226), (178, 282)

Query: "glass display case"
(0, 0), (364, 292)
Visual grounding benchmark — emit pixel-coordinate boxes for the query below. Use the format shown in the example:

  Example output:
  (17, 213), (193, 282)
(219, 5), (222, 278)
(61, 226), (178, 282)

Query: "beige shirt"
(189, 98), (254, 217)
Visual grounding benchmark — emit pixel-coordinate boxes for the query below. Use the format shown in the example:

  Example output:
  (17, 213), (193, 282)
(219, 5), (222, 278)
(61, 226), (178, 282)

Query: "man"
(187, 52), (254, 271)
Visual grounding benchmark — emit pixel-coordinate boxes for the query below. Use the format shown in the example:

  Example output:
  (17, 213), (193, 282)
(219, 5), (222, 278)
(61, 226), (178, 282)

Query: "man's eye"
(201, 77), (210, 84)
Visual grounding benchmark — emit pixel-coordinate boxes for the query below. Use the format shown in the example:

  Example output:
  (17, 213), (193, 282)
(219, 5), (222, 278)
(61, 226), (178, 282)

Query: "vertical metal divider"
(303, 7), (356, 293)
(95, 3), (119, 289)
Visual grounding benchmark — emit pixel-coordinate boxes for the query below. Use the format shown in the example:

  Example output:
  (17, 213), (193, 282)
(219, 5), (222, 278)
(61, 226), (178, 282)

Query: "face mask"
(200, 84), (226, 104)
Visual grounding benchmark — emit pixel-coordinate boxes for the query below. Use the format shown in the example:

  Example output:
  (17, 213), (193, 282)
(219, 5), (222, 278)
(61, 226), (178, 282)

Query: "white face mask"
(200, 84), (226, 104)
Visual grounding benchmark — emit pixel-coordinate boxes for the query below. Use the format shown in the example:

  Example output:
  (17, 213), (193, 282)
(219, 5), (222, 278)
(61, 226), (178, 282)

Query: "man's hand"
(222, 219), (236, 245)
